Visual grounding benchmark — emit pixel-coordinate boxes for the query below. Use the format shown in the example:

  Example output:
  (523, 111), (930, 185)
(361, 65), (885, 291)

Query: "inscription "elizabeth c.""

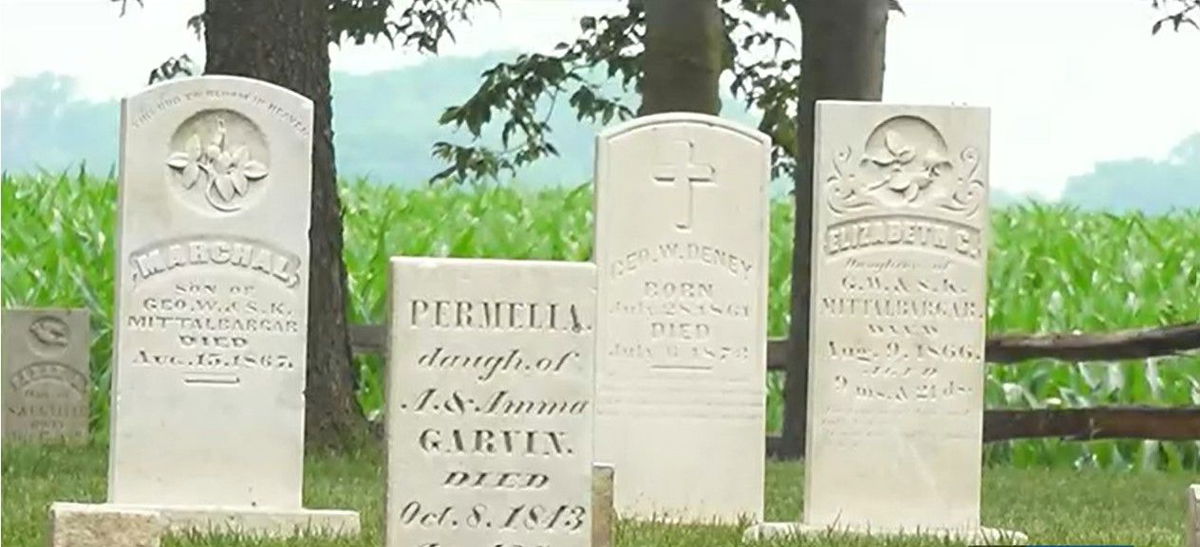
(825, 216), (982, 258)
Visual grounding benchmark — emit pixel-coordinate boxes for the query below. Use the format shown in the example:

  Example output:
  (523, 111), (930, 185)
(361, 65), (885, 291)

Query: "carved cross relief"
(652, 139), (715, 231)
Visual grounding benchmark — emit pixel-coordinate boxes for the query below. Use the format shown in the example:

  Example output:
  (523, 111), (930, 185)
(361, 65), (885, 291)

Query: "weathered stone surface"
(592, 464), (615, 547)
(385, 257), (596, 547)
(1188, 484), (1199, 547)
(110, 75), (314, 508)
(50, 75), (358, 539)
(803, 101), (992, 532)
(742, 522), (1028, 544)
(147, 506), (360, 538)
(745, 100), (1021, 542)
(2, 308), (90, 443)
(48, 503), (359, 543)
(593, 113), (770, 523)
(49, 502), (165, 547)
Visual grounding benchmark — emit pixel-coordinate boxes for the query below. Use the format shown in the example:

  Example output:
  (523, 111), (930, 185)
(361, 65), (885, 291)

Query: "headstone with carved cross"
(593, 113), (770, 523)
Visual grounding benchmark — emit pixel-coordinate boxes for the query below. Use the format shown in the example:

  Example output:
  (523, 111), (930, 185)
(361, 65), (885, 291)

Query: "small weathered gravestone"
(593, 113), (770, 523)
(2, 308), (91, 442)
(1188, 484), (1200, 547)
(50, 75), (357, 538)
(385, 257), (596, 547)
(745, 101), (1022, 543)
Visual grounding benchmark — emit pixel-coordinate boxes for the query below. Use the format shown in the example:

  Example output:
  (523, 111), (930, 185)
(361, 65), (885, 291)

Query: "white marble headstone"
(386, 257), (596, 547)
(80, 75), (357, 536)
(2, 308), (90, 442)
(593, 113), (769, 523)
(746, 101), (1021, 543)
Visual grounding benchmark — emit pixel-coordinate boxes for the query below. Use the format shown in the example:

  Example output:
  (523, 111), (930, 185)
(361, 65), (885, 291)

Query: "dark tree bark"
(778, 0), (890, 460)
(204, 0), (367, 449)
(638, 0), (725, 115)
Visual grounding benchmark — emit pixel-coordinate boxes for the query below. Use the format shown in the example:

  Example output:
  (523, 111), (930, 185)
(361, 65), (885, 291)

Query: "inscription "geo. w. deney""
(610, 241), (754, 280)
(129, 236), (302, 287)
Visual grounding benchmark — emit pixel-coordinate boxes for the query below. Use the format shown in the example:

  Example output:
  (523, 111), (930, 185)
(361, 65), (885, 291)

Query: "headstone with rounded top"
(593, 113), (770, 524)
(47, 75), (358, 539)
(744, 100), (1023, 544)
(2, 308), (91, 443)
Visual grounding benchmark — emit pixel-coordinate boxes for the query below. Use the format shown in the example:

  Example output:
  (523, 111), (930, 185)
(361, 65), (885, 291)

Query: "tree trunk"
(778, 0), (889, 460)
(638, 0), (724, 115)
(204, 0), (367, 449)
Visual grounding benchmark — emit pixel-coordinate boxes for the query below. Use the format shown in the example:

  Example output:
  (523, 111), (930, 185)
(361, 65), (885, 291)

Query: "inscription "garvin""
(129, 236), (302, 287)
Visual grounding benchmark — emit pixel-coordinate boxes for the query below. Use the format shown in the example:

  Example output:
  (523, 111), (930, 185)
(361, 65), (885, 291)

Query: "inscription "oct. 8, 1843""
(386, 259), (595, 547)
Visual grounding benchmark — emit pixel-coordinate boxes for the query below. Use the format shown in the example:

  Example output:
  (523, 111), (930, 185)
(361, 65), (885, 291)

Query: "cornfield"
(3, 170), (1198, 469)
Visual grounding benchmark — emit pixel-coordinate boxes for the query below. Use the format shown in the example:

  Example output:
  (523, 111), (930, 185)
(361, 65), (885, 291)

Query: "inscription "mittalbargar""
(129, 237), (302, 287)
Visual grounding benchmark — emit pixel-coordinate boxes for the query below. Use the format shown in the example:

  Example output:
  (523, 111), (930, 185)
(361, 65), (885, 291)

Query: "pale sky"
(1, 0), (1197, 198)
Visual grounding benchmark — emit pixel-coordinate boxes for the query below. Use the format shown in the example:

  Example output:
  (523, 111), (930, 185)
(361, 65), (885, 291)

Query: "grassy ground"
(3, 441), (1194, 546)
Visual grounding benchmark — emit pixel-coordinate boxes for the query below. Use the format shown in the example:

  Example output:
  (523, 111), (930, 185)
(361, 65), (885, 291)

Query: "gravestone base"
(54, 503), (360, 539)
(49, 502), (167, 547)
(743, 522), (1028, 544)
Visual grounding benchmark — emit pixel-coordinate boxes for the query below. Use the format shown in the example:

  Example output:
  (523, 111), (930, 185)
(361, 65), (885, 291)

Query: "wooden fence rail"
(348, 322), (1200, 445)
(350, 323), (1200, 368)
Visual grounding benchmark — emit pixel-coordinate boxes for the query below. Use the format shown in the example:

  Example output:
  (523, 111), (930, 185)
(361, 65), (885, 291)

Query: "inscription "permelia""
(409, 299), (588, 333)
(129, 237), (302, 287)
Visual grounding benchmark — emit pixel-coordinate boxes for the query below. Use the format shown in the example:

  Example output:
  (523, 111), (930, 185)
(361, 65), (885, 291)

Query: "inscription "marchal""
(129, 237), (302, 287)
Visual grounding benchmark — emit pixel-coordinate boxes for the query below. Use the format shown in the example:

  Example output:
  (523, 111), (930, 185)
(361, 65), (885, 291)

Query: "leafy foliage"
(433, 0), (809, 182)
(1151, 0), (1200, 33)
(147, 54), (197, 85)
(329, 0), (497, 52)
(123, 0), (498, 82)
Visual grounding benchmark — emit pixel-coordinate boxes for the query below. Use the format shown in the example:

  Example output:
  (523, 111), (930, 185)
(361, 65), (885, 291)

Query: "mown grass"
(2, 441), (1195, 547)
(2, 169), (1199, 469)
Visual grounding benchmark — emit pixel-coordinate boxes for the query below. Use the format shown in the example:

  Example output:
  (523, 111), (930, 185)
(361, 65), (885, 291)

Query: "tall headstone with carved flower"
(745, 101), (1024, 543)
(48, 76), (358, 540)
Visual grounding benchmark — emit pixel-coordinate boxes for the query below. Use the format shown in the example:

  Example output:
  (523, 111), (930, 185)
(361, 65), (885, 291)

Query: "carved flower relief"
(861, 130), (953, 203)
(166, 117), (268, 211)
